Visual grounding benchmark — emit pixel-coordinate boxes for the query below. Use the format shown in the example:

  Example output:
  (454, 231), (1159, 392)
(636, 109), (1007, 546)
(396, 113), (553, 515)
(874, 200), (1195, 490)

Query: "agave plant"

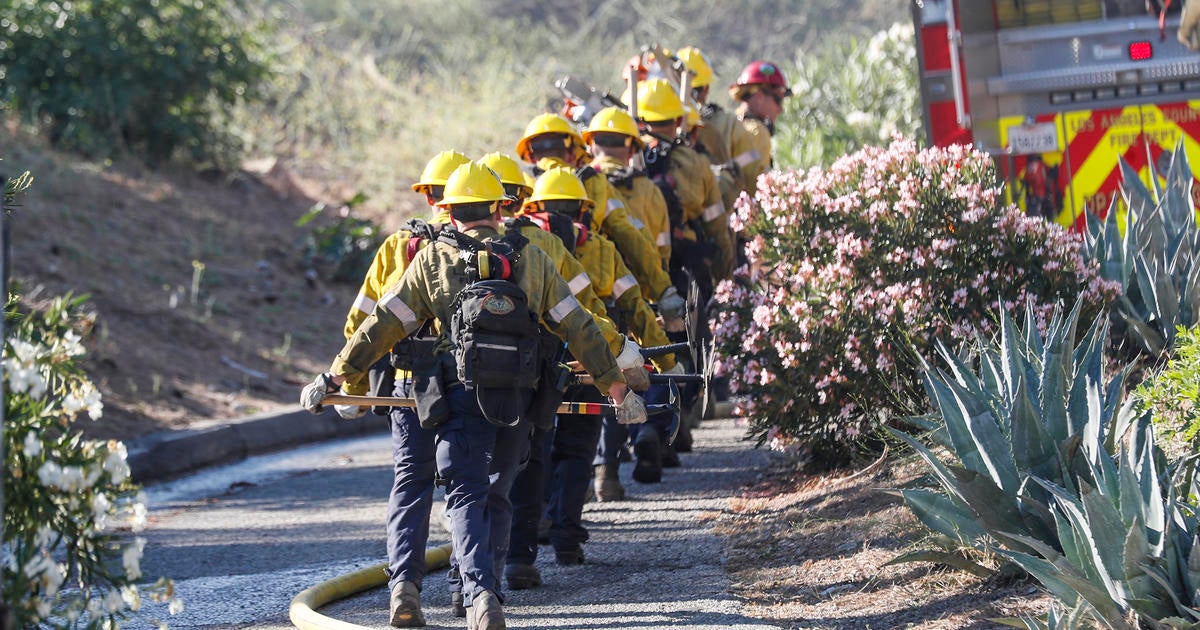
(1083, 148), (1200, 358)
(894, 302), (1200, 628)
(891, 302), (1137, 568)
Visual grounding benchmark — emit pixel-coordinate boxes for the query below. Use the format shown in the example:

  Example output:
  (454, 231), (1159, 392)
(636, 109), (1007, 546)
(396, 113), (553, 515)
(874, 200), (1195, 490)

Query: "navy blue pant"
(546, 384), (604, 551)
(386, 384), (437, 593)
(507, 425), (552, 566)
(436, 384), (531, 606)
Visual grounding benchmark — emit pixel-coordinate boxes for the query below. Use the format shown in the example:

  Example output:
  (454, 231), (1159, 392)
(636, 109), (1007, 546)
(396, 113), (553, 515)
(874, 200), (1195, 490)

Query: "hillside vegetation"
(4, 0), (909, 439)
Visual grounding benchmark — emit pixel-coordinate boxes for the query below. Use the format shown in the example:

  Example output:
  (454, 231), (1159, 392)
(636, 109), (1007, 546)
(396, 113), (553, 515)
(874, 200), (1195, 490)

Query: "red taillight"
(1129, 41), (1153, 61)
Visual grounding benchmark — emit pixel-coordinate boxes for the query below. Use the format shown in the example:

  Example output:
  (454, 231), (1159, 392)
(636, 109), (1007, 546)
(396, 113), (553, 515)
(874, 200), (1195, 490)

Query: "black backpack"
(439, 228), (543, 427)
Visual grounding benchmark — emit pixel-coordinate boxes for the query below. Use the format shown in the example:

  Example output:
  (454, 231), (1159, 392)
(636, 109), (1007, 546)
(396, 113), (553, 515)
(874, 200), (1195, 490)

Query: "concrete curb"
(126, 407), (389, 483)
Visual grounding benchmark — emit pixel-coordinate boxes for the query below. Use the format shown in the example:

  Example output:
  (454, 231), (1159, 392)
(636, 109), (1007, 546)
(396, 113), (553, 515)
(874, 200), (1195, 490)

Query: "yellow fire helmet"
(582, 106), (645, 149)
(436, 161), (507, 207)
(515, 113), (586, 163)
(523, 167), (595, 211)
(684, 103), (702, 129)
(479, 151), (532, 196)
(411, 150), (471, 194)
(676, 46), (714, 88)
(621, 78), (684, 124)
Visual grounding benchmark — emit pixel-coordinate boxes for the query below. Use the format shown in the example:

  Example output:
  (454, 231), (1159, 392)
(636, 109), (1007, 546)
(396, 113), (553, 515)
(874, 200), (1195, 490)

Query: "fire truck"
(912, 0), (1200, 230)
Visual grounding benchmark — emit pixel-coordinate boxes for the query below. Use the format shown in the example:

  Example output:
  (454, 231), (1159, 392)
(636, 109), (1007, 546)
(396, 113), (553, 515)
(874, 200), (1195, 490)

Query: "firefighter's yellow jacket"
(505, 219), (625, 357)
(331, 225), (623, 396)
(736, 115), (774, 196)
(574, 230), (676, 372)
(592, 155), (671, 268)
(535, 156), (672, 299)
(668, 144), (735, 280)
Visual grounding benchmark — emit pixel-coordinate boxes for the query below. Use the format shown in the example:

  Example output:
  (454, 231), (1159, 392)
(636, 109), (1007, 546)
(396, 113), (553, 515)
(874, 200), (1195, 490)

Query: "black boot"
(632, 425), (663, 483)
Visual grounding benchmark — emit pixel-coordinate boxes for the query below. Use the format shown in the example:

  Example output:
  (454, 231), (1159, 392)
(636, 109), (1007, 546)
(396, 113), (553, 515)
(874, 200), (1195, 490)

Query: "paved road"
(130, 416), (780, 629)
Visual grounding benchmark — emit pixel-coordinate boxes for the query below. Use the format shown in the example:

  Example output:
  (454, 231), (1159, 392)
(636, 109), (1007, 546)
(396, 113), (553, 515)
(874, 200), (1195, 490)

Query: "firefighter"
(583, 107), (672, 270)
(515, 113), (687, 327)
(478, 151), (643, 591)
(301, 161), (646, 630)
(520, 167), (676, 558)
(677, 46), (761, 206)
(334, 149), (467, 628)
(625, 78), (735, 292)
(728, 60), (791, 196)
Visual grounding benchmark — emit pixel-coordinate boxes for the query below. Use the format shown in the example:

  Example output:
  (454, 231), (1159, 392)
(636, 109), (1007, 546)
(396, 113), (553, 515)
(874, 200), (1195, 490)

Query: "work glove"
(614, 391), (648, 425)
(1182, 0), (1200, 50)
(658, 286), (686, 332)
(300, 372), (338, 414)
(622, 366), (651, 392)
(334, 402), (368, 420)
(615, 337), (644, 370)
(657, 286), (686, 321)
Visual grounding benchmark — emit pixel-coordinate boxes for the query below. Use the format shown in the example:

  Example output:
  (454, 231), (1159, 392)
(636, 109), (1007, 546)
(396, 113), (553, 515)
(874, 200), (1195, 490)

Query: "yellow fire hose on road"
(289, 543), (453, 630)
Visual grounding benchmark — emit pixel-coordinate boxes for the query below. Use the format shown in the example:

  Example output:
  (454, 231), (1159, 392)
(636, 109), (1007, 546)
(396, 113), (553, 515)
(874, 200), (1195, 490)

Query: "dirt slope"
(3, 132), (419, 440)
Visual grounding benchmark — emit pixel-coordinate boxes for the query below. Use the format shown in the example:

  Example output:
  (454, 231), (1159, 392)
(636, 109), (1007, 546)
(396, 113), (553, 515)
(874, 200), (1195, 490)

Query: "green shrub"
(296, 192), (384, 284)
(775, 22), (923, 169)
(1136, 325), (1200, 453)
(0, 0), (271, 166)
(709, 138), (1121, 461)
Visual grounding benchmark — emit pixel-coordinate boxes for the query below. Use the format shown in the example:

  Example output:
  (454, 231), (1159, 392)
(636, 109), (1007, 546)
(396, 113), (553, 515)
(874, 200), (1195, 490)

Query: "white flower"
(129, 501), (148, 532)
(121, 585), (141, 611)
(103, 442), (129, 484)
(37, 460), (63, 488)
(92, 493), (112, 531)
(104, 587), (125, 613)
(122, 542), (142, 580)
(34, 598), (51, 620)
(65, 381), (104, 420)
(35, 526), (56, 548)
(23, 431), (42, 458)
(169, 598), (185, 615)
(57, 330), (85, 358)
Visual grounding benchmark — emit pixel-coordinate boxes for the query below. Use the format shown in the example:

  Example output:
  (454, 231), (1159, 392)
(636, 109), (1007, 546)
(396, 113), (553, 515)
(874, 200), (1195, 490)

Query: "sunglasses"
(591, 133), (632, 148)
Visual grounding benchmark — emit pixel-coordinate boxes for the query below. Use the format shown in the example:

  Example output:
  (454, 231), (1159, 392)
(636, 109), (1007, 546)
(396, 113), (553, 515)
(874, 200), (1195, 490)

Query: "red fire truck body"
(913, 0), (1200, 229)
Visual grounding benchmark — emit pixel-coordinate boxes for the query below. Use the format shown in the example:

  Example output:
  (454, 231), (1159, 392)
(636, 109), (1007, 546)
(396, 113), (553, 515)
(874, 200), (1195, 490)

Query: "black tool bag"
(440, 228), (542, 428)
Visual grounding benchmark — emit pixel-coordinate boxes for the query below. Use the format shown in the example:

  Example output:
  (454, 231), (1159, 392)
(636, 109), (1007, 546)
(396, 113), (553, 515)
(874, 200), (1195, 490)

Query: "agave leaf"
(1123, 517), (1162, 605)
(952, 466), (1034, 547)
(894, 488), (987, 545)
(899, 414), (953, 450)
(1080, 482), (1132, 597)
(1024, 300), (1047, 360)
(1187, 535), (1200, 606)
(927, 370), (1019, 493)
(1119, 445), (1146, 533)
(998, 547), (1132, 628)
(886, 426), (966, 503)
(1097, 205), (1131, 285)
(1011, 374), (1061, 482)
(1001, 309), (1028, 410)
(1139, 562), (1200, 623)
(1121, 157), (1157, 226)
(1034, 477), (1124, 603)
(936, 340), (985, 393)
(1116, 307), (1165, 358)
(1136, 430), (1166, 551)
(884, 549), (994, 577)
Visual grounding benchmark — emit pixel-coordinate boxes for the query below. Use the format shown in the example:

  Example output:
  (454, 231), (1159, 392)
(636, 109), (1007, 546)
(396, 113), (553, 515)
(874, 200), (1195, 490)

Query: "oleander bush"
(2, 173), (179, 628)
(710, 138), (1122, 460)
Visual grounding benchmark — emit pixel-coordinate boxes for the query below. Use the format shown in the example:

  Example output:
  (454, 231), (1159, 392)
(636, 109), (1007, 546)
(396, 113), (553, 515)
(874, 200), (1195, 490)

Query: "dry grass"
(718, 452), (1052, 629)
